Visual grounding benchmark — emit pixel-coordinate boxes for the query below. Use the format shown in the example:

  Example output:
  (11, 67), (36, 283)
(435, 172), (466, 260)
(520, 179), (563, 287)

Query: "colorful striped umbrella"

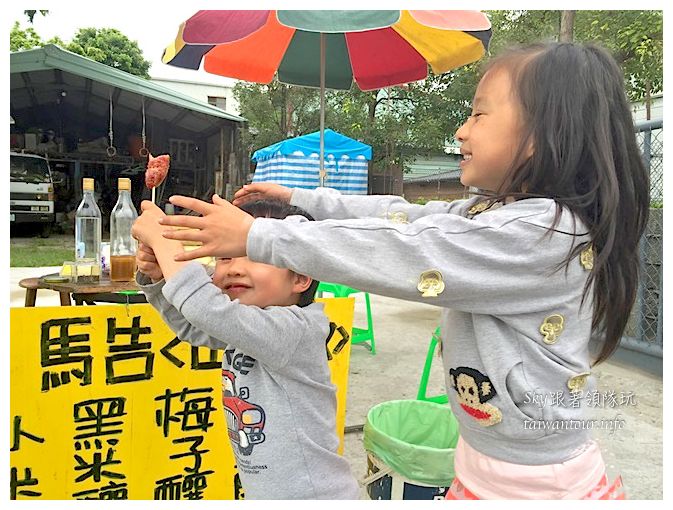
(163, 10), (492, 184)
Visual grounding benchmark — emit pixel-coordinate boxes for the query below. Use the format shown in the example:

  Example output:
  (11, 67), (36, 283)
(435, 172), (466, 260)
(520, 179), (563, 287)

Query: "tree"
(574, 11), (663, 103)
(10, 11), (60, 51)
(9, 21), (44, 51)
(23, 10), (48, 23)
(486, 10), (663, 102)
(233, 81), (321, 152)
(10, 18), (151, 79)
(65, 28), (150, 78)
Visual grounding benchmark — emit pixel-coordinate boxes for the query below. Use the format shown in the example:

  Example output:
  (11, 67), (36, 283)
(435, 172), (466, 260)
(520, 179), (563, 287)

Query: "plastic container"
(100, 242), (110, 278)
(363, 399), (459, 500)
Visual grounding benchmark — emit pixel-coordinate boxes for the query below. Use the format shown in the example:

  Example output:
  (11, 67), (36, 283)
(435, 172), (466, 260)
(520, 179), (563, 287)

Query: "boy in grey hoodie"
(132, 199), (359, 500)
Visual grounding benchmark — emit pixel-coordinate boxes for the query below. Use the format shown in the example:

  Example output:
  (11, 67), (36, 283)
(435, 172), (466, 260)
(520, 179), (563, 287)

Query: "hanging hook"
(139, 97), (149, 158)
(107, 89), (117, 157)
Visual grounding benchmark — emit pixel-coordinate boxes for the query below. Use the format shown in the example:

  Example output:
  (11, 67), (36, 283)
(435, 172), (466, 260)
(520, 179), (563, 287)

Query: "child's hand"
(159, 194), (254, 261)
(232, 183), (292, 207)
(136, 242), (163, 282)
(131, 201), (167, 247)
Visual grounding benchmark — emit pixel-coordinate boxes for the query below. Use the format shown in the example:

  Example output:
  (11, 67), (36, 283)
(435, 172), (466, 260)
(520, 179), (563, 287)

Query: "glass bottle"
(75, 177), (102, 281)
(110, 177), (138, 281)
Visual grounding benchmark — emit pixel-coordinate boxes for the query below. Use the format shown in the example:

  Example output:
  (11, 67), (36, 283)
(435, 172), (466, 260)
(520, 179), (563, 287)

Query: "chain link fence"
(623, 119), (663, 357)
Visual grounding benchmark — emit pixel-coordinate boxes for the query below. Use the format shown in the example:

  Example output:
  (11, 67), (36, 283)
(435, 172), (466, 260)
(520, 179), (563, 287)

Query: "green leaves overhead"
(10, 23), (151, 78)
(65, 28), (150, 78)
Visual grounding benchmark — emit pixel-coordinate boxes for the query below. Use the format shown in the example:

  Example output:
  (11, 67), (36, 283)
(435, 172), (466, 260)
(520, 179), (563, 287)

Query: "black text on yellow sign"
(9, 299), (353, 500)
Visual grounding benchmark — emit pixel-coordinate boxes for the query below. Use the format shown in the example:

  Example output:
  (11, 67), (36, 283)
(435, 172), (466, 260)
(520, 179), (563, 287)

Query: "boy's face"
(211, 256), (311, 308)
(454, 67), (531, 192)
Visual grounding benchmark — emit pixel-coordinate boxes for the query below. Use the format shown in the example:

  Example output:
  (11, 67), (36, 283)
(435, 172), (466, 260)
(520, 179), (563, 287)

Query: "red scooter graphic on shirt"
(222, 369), (266, 456)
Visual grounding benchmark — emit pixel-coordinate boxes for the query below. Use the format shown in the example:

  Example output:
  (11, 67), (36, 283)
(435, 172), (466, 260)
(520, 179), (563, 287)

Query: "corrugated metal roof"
(405, 169), (461, 183)
(11, 45), (245, 123)
(403, 154), (461, 182)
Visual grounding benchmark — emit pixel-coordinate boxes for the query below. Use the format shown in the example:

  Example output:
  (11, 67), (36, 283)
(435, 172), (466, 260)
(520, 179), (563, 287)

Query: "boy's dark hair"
(478, 42), (649, 365)
(238, 199), (319, 307)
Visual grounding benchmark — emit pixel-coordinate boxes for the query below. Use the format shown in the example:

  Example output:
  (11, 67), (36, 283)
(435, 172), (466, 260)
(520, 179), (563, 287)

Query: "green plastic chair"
(317, 282), (376, 354)
(416, 326), (448, 404)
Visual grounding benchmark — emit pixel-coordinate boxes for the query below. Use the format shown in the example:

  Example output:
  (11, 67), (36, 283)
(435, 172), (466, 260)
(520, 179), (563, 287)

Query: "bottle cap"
(82, 178), (94, 191)
(118, 178), (131, 191)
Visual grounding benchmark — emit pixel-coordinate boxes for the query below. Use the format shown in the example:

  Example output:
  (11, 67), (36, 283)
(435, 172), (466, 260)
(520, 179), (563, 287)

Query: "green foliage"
(10, 20), (150, 78)
(10, 21), (43, 51)
(234, 81), (321, 151)
(485, 10), (663, 101)
(65, 28), (150, 78)
(574, 11), (663, 101)
(23, 10), (48, 23)
(487, 10), (561, 52)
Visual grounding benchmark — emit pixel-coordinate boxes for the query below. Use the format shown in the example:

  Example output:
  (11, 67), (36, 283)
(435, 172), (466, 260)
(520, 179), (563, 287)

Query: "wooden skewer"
(151, 187), (156, 204)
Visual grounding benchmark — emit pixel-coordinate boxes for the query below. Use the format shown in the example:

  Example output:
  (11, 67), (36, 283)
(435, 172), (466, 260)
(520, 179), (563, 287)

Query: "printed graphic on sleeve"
(221, 370), (266, 456)
(449, 367), (502, 427)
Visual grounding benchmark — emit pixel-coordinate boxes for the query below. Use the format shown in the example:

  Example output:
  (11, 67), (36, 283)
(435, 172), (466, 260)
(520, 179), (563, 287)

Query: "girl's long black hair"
(480, 42), (650, 365)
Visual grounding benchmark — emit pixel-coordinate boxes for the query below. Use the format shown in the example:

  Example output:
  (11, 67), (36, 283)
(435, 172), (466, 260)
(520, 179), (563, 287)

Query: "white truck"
(10, 151), (55, 237)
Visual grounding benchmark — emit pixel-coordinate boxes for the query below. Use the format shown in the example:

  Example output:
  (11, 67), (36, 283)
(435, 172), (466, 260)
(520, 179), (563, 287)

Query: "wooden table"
(19, 274), (146, 306)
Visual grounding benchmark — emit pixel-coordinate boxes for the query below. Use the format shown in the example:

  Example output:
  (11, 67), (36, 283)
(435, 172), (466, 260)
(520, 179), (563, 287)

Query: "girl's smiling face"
(455, 67), (531, 193)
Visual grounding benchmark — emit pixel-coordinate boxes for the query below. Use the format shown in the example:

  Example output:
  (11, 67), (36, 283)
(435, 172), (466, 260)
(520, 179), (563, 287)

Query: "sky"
(6, 5), (239, 84)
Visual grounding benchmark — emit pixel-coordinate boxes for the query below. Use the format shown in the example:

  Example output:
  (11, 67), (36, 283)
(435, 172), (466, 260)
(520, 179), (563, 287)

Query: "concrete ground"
(10, 267), (663, 499)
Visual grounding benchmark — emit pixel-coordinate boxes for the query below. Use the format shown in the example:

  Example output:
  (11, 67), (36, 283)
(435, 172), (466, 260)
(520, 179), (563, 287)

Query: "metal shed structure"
(10, 44), (247, 217)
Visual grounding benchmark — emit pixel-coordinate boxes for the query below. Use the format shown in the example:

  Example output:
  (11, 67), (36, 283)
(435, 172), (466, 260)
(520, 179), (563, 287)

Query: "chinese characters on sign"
(10, 299), (354, 499)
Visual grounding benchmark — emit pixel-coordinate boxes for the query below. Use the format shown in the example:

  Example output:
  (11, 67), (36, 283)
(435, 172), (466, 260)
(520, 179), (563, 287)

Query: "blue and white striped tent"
(251, 129), (372, 194)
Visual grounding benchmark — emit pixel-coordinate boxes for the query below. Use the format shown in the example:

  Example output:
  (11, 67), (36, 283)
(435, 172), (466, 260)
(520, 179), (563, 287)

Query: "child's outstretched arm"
(132, 200), (189, 279)
(133, 202), (232, 351)
(157, 262), (319, 370)
(133, 240), (229, 351)
(159, 192), (475, 262)
(138, 273), (232, 352)
(234, 183), (472, 222)
(288, 186), (473, 222)
(159, 194), (588, 316)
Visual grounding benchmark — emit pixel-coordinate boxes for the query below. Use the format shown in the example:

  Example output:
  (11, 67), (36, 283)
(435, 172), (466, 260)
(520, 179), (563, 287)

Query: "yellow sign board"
(9, 299), (353, 500)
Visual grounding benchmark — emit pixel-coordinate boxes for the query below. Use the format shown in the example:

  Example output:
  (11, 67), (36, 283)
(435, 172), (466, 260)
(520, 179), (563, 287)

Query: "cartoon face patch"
(449, 367), (502, 427)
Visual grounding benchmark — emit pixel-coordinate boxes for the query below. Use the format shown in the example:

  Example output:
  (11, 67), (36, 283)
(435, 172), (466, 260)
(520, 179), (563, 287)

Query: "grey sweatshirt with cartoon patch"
(137, 264), (359, 499)
(246, 187), (598, 466)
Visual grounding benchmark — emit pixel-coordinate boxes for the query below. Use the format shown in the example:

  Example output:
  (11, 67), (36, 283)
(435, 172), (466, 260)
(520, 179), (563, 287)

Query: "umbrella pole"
(319, 33), (326, 187)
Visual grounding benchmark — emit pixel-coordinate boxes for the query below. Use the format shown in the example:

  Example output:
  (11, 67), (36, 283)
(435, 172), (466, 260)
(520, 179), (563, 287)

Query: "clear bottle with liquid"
(110, 177), (138, 281)
(75, 177), (102, 281)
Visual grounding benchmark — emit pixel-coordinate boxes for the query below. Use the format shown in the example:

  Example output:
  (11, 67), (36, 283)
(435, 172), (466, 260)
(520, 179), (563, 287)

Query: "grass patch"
(10, 245), (74, 267)
(10, 234), (75, 267)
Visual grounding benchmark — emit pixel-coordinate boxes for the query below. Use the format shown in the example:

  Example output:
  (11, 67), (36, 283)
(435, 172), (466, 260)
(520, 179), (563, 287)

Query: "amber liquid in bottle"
(110, 255), (137, 282)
